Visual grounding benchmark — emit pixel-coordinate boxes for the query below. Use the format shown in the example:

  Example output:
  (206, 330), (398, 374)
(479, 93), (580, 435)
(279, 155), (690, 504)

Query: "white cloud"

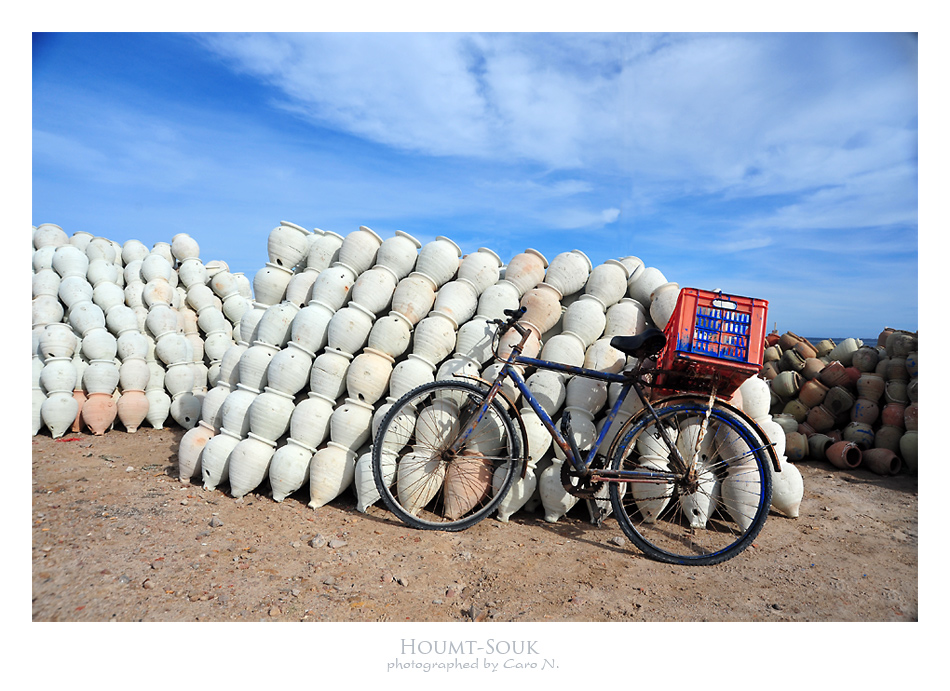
(42, 34), (918, 250)
(199, 33), (495, 158)
(543, 206), (621, 230)
(194, 32), (916, 243)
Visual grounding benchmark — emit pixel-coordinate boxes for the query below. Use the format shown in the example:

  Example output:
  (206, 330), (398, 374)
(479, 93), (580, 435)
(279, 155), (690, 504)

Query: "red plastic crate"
(652, 288), (769, 398)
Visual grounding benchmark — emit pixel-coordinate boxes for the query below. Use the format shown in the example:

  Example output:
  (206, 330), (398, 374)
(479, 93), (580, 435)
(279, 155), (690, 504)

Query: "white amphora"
(538, 460), (578, 523)
(416, 235), (462, 288)
(200, 380), (231, 430)
(237, 340), (280, 392)
(649, 282), (681, 330)
(388, 353), (436, 400)
(266, 341), (314, 396)
(432, 278), (479, 326)
(309, 442), (359, 509)
(201, 430), (241, 490)
(80, 327), (119, 361)
(412, 311), (458, 365)
(375, 230), (421, 280)
(584, 259), (629, 307)
(51, 244), (90, 279)
(326, 302), (375, 356)
(458, 247), (502, 295)
(290, 299), (335, 354)
(227, 433), (277, 498)
(346, 348), (395, 406)
(337, 225), (383, 275)
(82, 358), (120, 395)
(177, 257), (207, 289)
(373, 397), (416, 454)
(391, 271), (438, 325)
(33, 268), (61, 299)
(494, 463), (538, 523)
(630, 454), (674, 522)
(218, 382), (259, 437)
(57, 276), (94, 311)
(627, 266), (667, 308)
(118, 356), (150, 391)
(255, 302), (299, 349)
(289, 391), (335, 450)
(266, 221), (311, 269)
(38, 323), (78, 360)
(476, 279), (521, 320)
(720, 458), (764, 530)
(177, 420), (216, 482)
(413, 397), (460, 449)
(328, 397), (375, 450)
(41, 357), (78, 395)
(41, 392), (80, 439)
(540, 331), (586, 368)
(269, 438), (317, 502)
(351, 264), (399, 315)
(367, 310), (413, 359)
(561, 294), (607, 348)
(544, 249), (592, 297)
(309, 347), (353, 400)
(252, 262), (293, 306)
(769, 456), (802, 519)
(247, 386), (296, 442)
(525, 369), (567, 417)
(354, 447), (397, 512)
(454, 316), (494, 365)
(584, 337), (625, 373)
(144, 388), (171, 429)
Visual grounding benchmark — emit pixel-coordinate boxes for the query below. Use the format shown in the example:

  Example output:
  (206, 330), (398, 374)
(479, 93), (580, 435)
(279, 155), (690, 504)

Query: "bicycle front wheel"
(372, 380), (524, 530)
(609, 396), (773, 565)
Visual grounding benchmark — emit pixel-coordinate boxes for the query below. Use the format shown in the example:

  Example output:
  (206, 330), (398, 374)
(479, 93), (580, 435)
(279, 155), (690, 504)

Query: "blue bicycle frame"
(448, 325), (684, 485)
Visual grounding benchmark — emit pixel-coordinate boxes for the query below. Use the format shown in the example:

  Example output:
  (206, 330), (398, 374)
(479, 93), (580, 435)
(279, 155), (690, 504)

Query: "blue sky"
(32, 32), (919, 337)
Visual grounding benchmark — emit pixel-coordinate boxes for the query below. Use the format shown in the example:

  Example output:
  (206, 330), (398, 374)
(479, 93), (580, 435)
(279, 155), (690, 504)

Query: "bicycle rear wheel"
(372, 380), (523, 530)
(609, 396), (773, 565)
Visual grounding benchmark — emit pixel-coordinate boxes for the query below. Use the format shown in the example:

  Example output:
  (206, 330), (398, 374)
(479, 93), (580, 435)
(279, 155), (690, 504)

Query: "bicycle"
(372, 293), (780, 565)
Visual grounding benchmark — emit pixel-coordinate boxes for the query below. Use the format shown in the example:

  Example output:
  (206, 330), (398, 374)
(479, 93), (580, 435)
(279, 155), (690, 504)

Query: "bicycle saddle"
(609, 327), (667, 359)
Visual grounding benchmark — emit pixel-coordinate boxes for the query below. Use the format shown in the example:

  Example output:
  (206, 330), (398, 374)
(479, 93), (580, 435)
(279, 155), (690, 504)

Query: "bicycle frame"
(448, 325), (684, 486)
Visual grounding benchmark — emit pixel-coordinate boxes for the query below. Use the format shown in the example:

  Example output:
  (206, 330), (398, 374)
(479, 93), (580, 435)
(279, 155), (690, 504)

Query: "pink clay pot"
(825, 440), (862, 470)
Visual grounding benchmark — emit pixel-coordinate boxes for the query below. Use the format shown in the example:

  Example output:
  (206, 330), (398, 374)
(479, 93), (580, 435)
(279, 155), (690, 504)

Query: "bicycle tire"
(609, 396), (773, 565)
(372, 380), (524, 531)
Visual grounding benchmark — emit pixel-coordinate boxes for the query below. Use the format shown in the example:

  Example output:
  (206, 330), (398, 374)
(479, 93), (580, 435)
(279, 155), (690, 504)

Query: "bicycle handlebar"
(489, 306), (529, 356)
(490, 306), (527, 333)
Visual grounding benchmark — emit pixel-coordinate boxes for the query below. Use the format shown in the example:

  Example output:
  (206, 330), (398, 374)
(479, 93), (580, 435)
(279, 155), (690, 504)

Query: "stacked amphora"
(71, 242), (122, 436)
(36, 242), (88, 437)
(307, 226), (392, 509)
(141, 251), (201, 430)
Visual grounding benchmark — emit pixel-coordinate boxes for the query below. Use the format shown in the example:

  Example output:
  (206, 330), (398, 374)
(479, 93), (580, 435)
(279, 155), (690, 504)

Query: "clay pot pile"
(33, 220), (809, 526)
(760, 329), (918, 476)
(32, 223), (248, 438)
(165, 222), (684, 518)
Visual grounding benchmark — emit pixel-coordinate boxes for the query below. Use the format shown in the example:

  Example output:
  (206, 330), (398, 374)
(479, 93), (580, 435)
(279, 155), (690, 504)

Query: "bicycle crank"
(560, 456), (606, 498)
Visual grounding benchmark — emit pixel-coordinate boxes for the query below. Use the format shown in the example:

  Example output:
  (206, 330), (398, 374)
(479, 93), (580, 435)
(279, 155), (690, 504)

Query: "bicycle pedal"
(586, 499), (606, 527)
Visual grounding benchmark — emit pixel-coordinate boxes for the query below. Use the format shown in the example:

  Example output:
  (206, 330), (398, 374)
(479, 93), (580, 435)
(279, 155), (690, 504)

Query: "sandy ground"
(32, 426), (919, 625)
